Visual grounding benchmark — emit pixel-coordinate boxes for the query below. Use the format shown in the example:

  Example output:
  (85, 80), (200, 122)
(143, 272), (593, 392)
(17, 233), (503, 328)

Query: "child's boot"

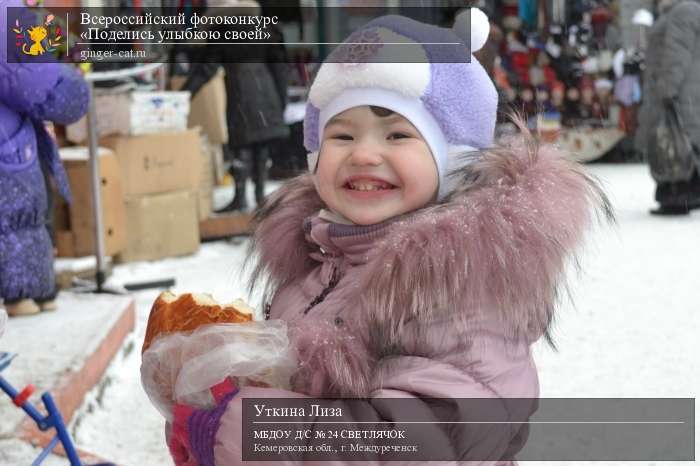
(6, 299), (41, 316)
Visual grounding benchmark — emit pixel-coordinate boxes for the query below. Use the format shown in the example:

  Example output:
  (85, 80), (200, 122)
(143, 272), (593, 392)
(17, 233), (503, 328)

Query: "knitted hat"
(303, 9), (497, 199)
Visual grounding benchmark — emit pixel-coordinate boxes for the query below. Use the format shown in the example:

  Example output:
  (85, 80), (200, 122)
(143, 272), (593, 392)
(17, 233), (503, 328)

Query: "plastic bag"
(141, 320), (296, 421)
(649, 102), (700, 183)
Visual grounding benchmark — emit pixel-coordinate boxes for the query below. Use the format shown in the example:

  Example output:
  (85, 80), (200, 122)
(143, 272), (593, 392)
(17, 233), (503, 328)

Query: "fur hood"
(248, 127), (612, 349)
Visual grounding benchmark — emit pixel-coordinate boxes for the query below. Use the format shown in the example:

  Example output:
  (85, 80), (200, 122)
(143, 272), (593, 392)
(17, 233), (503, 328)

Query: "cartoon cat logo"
(22, 25), (48, 55)
(14, 14), (62, 57)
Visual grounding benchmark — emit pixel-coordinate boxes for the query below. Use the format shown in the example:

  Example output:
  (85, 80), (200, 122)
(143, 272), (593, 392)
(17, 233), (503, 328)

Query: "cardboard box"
(58, 147), (126, 257)
(118, 190), (200, 263)
(66, 91), (190, 144)
(101, 129), (201, 197)
(171, 70), (228, 145)
(66, 92), (130, 144)
(55, 230), (75, 258)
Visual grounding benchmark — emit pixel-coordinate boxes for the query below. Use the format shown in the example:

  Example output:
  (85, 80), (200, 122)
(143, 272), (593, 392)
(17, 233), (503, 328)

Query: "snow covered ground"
(66, 163), (698, 466)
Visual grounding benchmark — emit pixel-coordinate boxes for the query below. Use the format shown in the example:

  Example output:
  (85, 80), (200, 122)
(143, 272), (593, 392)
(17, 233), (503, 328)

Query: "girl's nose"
(349, 141), (383, 166)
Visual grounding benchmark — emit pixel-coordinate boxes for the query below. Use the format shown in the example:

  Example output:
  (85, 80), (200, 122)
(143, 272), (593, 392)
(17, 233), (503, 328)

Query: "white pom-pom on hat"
(453, 8), (490, 53)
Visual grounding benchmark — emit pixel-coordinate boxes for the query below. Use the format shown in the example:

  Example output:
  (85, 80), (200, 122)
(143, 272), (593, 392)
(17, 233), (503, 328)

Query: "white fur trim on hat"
(309, 61), (431, 110)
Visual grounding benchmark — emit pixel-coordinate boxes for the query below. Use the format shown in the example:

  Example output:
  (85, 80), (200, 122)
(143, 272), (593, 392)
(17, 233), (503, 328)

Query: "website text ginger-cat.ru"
(79, 49), (146, 61)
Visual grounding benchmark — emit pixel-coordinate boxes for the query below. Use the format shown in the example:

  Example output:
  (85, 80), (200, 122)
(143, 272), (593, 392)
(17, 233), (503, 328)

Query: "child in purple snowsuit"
(1, 1), (89, 316)
(162, 9), (612, 465)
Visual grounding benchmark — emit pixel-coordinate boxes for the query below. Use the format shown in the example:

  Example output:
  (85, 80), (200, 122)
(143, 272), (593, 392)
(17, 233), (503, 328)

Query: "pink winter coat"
(181, 134), (610, 465)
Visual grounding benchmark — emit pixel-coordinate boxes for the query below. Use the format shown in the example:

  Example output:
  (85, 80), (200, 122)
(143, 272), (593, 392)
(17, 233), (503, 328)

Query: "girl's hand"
(167, 377), (239, 466)
(166, 417), (197, 466)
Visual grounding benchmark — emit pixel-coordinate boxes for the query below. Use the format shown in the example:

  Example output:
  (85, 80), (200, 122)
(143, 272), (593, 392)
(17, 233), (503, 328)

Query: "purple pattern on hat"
(422, 63), (497, 149)
(304, 101), (321, 152)
(330, 28), (384, 66)
(365, 15), (497, 149)
(365, 14), (471, 60)
(303, 13), (497, 164)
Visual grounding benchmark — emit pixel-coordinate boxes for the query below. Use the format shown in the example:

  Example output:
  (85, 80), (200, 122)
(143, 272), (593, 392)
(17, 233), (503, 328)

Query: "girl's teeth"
(350, 183), (391, 191)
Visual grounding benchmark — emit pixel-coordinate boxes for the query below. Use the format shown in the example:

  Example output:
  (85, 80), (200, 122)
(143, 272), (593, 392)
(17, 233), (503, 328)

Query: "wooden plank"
(199, 212), (254, 240)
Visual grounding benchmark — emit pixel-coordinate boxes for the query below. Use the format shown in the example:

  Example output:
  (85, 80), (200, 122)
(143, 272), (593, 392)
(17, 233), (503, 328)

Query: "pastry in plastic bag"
(140, 292), (296, 421)
(142, 291), (254, 353)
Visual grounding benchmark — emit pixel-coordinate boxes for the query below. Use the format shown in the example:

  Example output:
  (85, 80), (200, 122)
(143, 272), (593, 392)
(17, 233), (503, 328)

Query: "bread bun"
(142, 291), (254, 353)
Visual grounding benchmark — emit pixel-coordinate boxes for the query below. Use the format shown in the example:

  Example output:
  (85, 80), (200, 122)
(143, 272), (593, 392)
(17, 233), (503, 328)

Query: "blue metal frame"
(0, 351), (114, 466)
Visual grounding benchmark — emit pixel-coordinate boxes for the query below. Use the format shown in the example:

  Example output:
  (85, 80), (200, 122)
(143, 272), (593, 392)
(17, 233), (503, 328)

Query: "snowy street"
(60, 162), (698, 465)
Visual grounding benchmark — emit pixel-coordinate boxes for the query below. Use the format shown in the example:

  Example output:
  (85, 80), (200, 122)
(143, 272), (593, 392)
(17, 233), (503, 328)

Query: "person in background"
(184, 0), (289, 213)
(637, 0), (700, 215)
(0, 1), (89, 316)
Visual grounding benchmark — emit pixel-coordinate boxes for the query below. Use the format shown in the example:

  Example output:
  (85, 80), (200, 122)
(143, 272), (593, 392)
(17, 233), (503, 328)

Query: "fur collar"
(248, 128), (612, 351)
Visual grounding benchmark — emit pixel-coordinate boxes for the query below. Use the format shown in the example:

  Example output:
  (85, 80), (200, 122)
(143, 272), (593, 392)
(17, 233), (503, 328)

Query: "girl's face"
(316, 106), (438, 225)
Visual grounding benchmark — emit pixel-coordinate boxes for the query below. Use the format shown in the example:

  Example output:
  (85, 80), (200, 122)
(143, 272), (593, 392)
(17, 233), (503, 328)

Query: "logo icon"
(14, 14), (62, 56)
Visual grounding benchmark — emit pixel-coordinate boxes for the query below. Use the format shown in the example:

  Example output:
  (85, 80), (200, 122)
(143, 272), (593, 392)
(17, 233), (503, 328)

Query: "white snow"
(0, 293), (133, 438)
(57, 164), (700, 464)
(54, 256), (112, 274)
(0, 439), (69, 466)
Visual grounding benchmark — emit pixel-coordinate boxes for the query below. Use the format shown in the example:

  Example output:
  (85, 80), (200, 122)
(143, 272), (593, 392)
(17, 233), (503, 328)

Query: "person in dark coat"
(1, 2), (89, 316)
(184, 0), (290, 212)
(636, 0), (700, 215)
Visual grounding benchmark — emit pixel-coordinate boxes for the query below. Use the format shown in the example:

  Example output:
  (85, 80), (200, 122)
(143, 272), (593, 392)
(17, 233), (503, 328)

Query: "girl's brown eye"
(388, 132), (410, 140)
(331, 134), (353, 141)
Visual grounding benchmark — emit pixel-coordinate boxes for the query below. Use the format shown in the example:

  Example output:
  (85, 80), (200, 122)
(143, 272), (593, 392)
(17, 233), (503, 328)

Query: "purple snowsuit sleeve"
(0, 63), (89, 125)
(1, 1), (88, 124)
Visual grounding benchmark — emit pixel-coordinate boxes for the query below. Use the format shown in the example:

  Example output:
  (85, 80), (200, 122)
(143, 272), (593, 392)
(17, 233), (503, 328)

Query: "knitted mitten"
(168, 377), (239, 466)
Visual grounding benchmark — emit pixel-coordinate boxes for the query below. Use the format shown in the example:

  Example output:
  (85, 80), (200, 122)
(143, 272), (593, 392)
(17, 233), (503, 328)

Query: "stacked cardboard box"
(171, 70), (228, 186)
(66, 90), (191, 144)
(56, 147), (126, 258)
(57, 89), (216, 263)
(170, 69), (228, 146)
(101, 129), (202, 263)
(58, 132), (204, 262)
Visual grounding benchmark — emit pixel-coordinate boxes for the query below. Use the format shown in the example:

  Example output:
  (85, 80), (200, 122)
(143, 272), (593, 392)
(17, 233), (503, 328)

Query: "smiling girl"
(164, 10), (611, 465)
(315, 105), (439, 226)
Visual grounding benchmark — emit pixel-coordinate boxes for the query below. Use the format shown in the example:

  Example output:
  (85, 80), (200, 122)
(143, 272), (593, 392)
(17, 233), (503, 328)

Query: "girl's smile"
(316, 106), (438, 225)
